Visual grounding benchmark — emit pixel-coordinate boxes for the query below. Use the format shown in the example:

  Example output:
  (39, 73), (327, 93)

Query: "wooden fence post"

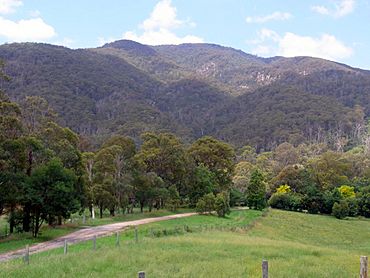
(93, 235), (97, 250)
(64, 239), (68, 255)
(138, 271), (145, 278)
(135, 226), (138, 243)
(116, 231), (120, 247)
(262, 259), (268, 278)
(360, 256), (368, 278)
(24, 244), (30, 265)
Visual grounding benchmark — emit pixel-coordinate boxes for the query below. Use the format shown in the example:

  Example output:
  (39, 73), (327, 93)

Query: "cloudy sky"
(0, 0), (369, 69)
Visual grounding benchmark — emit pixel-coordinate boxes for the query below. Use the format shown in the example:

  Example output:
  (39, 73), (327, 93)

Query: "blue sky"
(0, 0), (369, 69)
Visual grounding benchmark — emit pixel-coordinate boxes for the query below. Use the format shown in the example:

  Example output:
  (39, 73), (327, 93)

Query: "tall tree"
(246, 169), (267, 210)
(188, 136), (235, 190)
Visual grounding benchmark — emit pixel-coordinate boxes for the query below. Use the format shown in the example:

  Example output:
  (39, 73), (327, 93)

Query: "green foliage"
(188, 136), (235, 189)
(246, 169), (267, 210)
(215, 192), (231, 217)
(196, 193), (216, 214)
(27, 159), (80, 236)
(167, 185), (180, 212)
(188, 164), (217, 206)
(268, 193), (302, 211)
(136, 132), (188, 189)
(332, 201), (349, 219)
(357, 186), (370, 217)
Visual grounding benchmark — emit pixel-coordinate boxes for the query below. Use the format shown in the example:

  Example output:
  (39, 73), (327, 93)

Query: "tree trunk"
(23, 203), (31, 232)
(9, 205), (15, 234)
(109, 208), (115, 216)
(99, 205), (103, 219)
(34, 210), (40, 237)
(91, 203), (95, 219)
(57, 215), (62, 225)
(89, 204), (92, 217)
(26, 150), (33, 176)
(140, 201), (144, 213)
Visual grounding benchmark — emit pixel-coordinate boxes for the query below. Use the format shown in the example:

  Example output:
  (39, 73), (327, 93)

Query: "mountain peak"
(102, 40), (156, 56)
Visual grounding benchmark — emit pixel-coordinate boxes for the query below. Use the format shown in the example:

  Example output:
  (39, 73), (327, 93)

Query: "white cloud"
(122, 0), (203, 45)
(246, 12), (292, 24)
(278, 33), (353, 59)
(311, 0), (355, 17)
(0, 0), (22, 14)
(250, 29), (353, 61)
(0, 17), (56, 42)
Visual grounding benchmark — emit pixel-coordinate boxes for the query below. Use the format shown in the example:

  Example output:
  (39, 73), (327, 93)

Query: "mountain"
(0, 40), (369, 148)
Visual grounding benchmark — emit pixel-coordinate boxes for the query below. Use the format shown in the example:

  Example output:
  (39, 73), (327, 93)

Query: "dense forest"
(1, 59), (369, 238)
(1, 40), (370, 149)
(0, 41), (370, 237)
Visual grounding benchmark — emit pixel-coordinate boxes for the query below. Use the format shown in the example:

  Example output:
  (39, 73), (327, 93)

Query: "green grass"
(1, 209), (369, 277)
(0, 208), (192, 254)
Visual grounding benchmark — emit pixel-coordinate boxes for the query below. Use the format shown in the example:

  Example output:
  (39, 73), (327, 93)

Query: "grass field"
(1, 209), (369, 277)
(0, 208), (192, 254)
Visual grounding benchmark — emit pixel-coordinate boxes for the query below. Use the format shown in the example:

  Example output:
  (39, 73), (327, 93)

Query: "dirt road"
(0, 212), (197, 262)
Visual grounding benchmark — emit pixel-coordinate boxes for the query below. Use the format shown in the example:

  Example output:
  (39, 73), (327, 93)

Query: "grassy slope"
(0, 209), (192, 254)
(1, 209), (369, 277)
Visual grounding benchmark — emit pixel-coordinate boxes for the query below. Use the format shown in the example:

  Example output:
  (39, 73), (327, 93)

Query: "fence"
(21, 225), (368, 278)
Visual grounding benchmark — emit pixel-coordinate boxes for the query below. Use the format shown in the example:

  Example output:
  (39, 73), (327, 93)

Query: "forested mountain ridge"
(0, 40), (369, 148)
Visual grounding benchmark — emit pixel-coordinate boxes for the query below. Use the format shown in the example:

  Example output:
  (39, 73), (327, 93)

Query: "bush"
(268, 193), (302, 211)
(196, 193), (215, 214)
(215, 192), (231, 217)
(332, 201), (349, 219)
(357, 186), (370, 218)
(347, 198), (358, 217)
(276, 184), (291, 193)
(321, 189), (341, 214)
(338, 185), (355, 198)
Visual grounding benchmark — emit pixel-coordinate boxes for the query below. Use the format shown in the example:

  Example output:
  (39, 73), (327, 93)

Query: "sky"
(0, 0), (369, 69)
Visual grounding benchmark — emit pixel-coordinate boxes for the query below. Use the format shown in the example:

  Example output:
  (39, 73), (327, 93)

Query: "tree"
(188, 164), (217, 206)
(308, 151), (351, 190)
(188, 136), (235, 190)
(26, 159), (80, 236)
(246, 169), (267, 210)
(135, 132), (189, 193)
(167, 185), (180, 211)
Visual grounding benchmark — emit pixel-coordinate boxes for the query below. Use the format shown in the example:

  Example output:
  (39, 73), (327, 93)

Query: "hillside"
(1, 40), (369, 148)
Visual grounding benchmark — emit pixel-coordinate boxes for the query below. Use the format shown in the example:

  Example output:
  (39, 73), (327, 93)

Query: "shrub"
(357, 186), (370, 218)
(321, 189), (342, 214)
(332, 200), (349, 219)
(215, 192), (231, 217)
(196, 193), (215, 214)
(338, 185), (355, 198)
(347, 198), (358, 217)
(276, 184), (291, 193)
(268, 193), (302, 211)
